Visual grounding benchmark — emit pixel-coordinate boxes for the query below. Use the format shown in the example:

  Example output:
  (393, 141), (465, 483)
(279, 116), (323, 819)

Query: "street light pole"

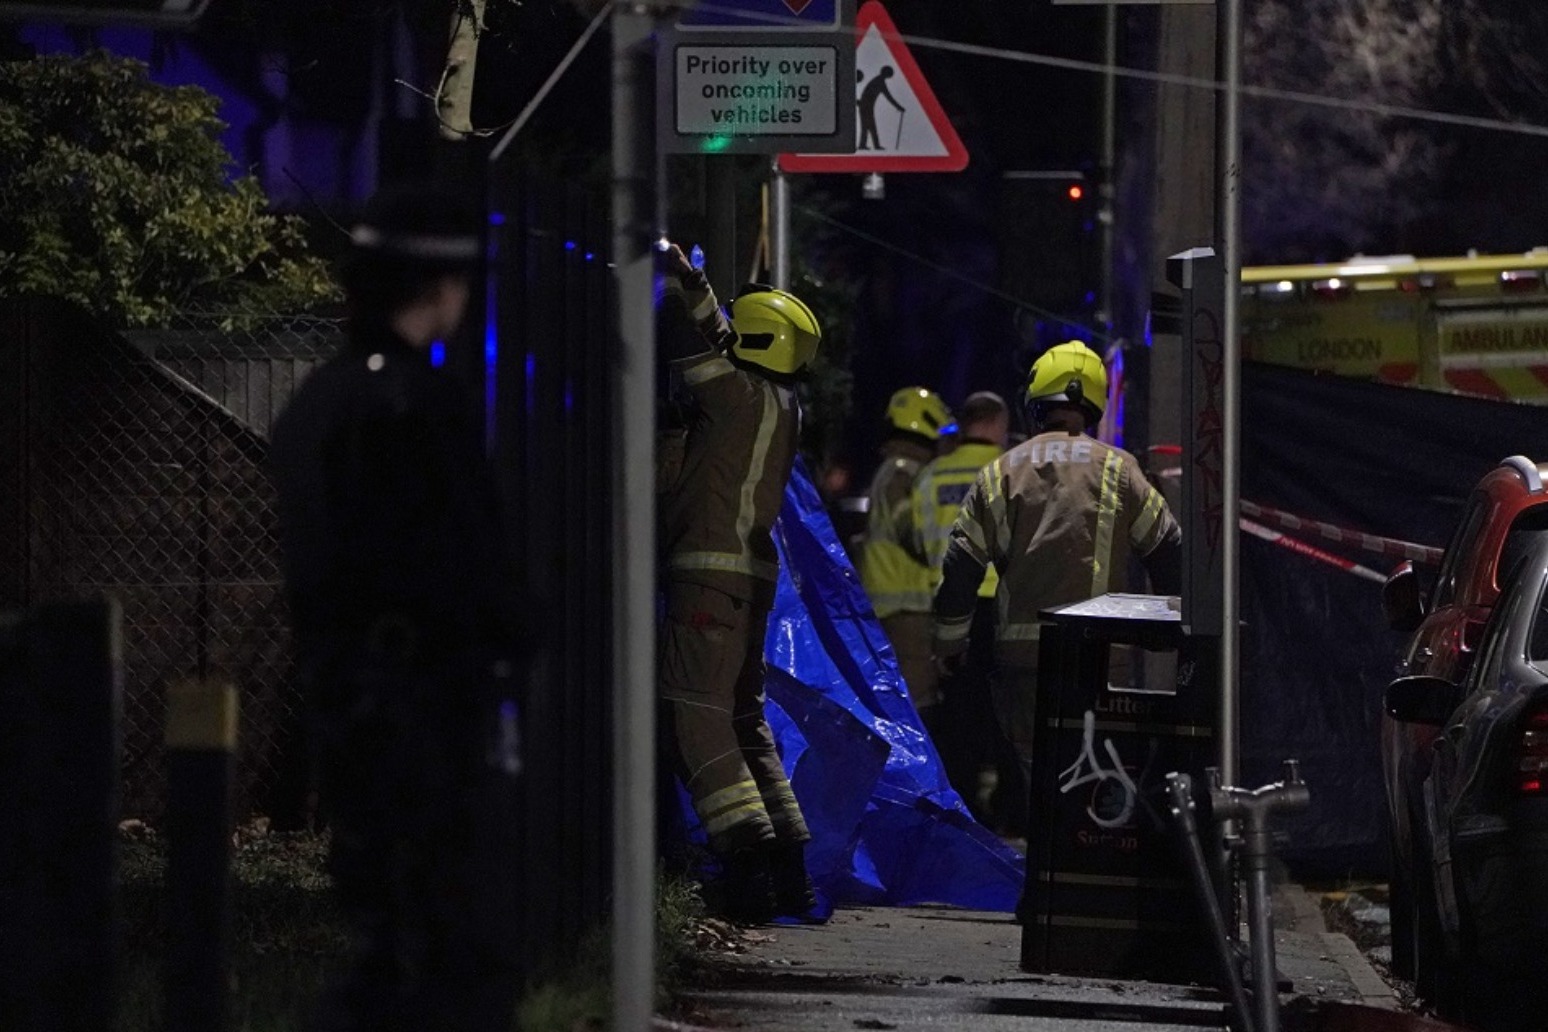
(770, 161), (792, 291)
(1098, 2), (1117, 335)
(1216, 0), (1243, 790)
(611, 4), (661, 1030)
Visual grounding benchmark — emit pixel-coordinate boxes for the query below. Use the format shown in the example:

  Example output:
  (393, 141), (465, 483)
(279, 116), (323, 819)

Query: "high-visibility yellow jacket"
(859, 439), (935, 618)
(933, 430), (1181, 666)
(912, 439), (1002, 600)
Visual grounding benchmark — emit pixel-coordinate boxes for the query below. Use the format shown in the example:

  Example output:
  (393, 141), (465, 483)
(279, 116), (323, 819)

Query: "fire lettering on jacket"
(1014, 438), (1095, 466)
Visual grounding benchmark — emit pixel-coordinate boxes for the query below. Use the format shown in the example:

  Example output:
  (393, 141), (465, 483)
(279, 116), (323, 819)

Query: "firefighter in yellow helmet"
(861, 386), (953, 727)
(655, 244), (821, 925)
(932, 342), (1181, 782)
(909, 390), (1012, 821)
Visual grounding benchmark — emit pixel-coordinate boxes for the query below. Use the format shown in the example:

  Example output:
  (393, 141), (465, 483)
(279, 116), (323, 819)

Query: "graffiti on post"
(1191, 305), (1225, 554)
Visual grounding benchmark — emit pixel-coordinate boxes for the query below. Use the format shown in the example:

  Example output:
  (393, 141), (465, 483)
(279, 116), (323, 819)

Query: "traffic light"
(997, 170), (1099, 322)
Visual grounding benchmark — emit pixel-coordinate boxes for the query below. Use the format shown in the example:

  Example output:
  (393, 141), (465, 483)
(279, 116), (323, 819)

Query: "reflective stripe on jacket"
(860, 443), (934, 617)
(933, 430), (1179, 662)
(661, 349), (799, 597)
(912, 439), (1002, 600)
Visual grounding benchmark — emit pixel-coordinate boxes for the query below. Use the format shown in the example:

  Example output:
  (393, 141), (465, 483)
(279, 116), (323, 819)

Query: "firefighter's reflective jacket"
(658, 283), (799, 600)
(933, 430), (1181, 666)
(912, 438), (1002, 600)
(860, 439), (936, 617)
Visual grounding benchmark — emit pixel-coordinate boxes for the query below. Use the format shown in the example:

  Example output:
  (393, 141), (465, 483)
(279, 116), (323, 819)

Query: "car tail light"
(1311, 278), (1353, 301)
(1516, 705), (1548, 795)
(1501, 269), (1543, 294)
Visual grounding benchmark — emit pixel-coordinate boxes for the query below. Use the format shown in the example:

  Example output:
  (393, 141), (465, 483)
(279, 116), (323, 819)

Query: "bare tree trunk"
(438, 0), (486, 141)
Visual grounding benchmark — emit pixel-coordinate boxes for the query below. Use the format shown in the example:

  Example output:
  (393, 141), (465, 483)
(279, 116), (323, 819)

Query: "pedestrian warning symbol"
(779, 0), (967, 173)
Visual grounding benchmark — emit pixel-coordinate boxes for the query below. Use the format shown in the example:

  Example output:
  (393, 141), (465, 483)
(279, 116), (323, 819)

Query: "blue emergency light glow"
(1107, 345), (1126, 449)
(485, 233), (499, 450)
(488, 212), (505, 226)
(564, 240), (578, 251)
(690, 245), (706, 270)
(585, 252), (595, 261)
(430, 340), (446, 367)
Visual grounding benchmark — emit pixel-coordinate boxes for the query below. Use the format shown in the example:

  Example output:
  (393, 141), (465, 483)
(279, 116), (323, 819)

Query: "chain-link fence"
(0, 300), (343, 822)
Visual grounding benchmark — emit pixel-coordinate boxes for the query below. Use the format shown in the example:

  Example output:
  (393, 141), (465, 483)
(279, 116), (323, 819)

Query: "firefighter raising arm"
(658, 242), (736, 363)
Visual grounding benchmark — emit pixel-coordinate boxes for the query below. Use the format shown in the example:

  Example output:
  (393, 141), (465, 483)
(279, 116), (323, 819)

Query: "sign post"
(779, 0), (966, 173)
(660, 0), (856, 155)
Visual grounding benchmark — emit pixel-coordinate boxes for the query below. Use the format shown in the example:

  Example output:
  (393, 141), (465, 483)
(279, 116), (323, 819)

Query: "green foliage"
(0, 50), (338, 326)
(118, 830), (710, 1032)
(795, 258), (858, 473)
(119, 830), (346, 1032)
(515, 870), (708, 1031)
(791, 184), (861, 477)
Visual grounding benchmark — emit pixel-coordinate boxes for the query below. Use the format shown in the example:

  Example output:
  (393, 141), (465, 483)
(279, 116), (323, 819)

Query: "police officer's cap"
(347, 181), (481, 272)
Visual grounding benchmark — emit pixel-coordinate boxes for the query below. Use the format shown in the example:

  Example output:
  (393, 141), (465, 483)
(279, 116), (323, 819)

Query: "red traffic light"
(1067, 184), (1084, 201)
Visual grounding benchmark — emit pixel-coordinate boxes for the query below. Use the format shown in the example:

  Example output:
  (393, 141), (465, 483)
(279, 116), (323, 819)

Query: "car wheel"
(1455, 874), (1547, 1031)
(1412, 834), (1461, 1019)
(1387, 838), (1415, 980)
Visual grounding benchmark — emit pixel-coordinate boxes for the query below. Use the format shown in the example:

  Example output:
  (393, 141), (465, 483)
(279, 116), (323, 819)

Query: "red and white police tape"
(1240, 499), (1444, 567)
(1240, 517), (1388, 584)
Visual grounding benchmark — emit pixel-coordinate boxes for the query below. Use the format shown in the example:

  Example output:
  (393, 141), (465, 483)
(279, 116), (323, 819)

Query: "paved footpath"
(669, 875), (1403, 1032)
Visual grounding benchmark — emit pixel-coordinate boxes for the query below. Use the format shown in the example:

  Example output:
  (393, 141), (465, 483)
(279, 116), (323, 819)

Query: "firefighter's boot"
(716, 847), (777, 925)
(769, 840), (817, 918)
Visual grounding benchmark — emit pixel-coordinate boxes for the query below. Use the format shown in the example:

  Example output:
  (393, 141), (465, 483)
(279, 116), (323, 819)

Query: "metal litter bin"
(1020, 592), (1218, 983)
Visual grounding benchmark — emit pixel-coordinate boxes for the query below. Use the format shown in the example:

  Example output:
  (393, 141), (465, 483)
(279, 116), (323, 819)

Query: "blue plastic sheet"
(762, 459), (1025, 911)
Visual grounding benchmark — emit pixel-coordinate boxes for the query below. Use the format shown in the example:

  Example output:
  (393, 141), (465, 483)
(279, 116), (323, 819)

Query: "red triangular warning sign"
(779, 0), (967, 173)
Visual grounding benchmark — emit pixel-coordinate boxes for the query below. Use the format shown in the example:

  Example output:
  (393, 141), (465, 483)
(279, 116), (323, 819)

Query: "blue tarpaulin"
(761, 460), (1024, 911)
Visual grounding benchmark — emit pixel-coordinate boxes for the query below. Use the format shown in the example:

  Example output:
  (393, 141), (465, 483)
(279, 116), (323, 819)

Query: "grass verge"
(118, 826), (709, 1032)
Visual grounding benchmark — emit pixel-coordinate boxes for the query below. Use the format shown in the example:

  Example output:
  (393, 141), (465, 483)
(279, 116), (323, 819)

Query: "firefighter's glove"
(933, 630), (969, 664)
(658, 242), (721, 326)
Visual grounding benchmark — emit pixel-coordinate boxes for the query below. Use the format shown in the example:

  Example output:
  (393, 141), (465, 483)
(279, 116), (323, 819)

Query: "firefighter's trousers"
(659, 579), (810, 855)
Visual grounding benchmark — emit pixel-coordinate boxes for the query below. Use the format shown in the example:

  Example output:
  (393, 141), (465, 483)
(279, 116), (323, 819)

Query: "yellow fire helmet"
(729, 287), (822, 376)
(1025, 340), (1108, 426)
(884, 386), (953, 440)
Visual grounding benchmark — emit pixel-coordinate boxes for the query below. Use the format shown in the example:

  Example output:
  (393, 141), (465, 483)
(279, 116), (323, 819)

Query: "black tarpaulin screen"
(1240, 363), (1548, 876)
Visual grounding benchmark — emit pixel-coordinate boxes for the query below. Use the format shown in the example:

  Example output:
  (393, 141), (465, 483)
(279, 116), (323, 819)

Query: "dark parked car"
(1384, 470), (1548, 1028)
(1381, 456), (1548, 996)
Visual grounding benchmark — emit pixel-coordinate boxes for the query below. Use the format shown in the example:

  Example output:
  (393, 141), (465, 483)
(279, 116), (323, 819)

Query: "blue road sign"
(679, 0), (843, 31)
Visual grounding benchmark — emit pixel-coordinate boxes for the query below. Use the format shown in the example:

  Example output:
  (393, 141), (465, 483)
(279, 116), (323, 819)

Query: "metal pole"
(1216, 0), (1243, 789)
(1165, 774), (1255, 1032)
(166, 677), (237, 1032)
(706, 158), (738, 302)
(1098, 1), (1117, 334)
(770, 162), (791, 291)
(611, 5), (659, 1031)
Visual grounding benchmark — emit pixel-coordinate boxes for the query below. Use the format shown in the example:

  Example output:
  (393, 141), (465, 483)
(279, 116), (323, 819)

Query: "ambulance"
(1242, 250), (1548, 402)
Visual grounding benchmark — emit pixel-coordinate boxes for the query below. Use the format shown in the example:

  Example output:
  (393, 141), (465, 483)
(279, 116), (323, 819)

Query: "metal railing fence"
(0, 300), (344, 822)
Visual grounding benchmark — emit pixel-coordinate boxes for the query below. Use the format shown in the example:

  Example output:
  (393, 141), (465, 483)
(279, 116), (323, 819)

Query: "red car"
(1381, 455), (1548, 1005)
